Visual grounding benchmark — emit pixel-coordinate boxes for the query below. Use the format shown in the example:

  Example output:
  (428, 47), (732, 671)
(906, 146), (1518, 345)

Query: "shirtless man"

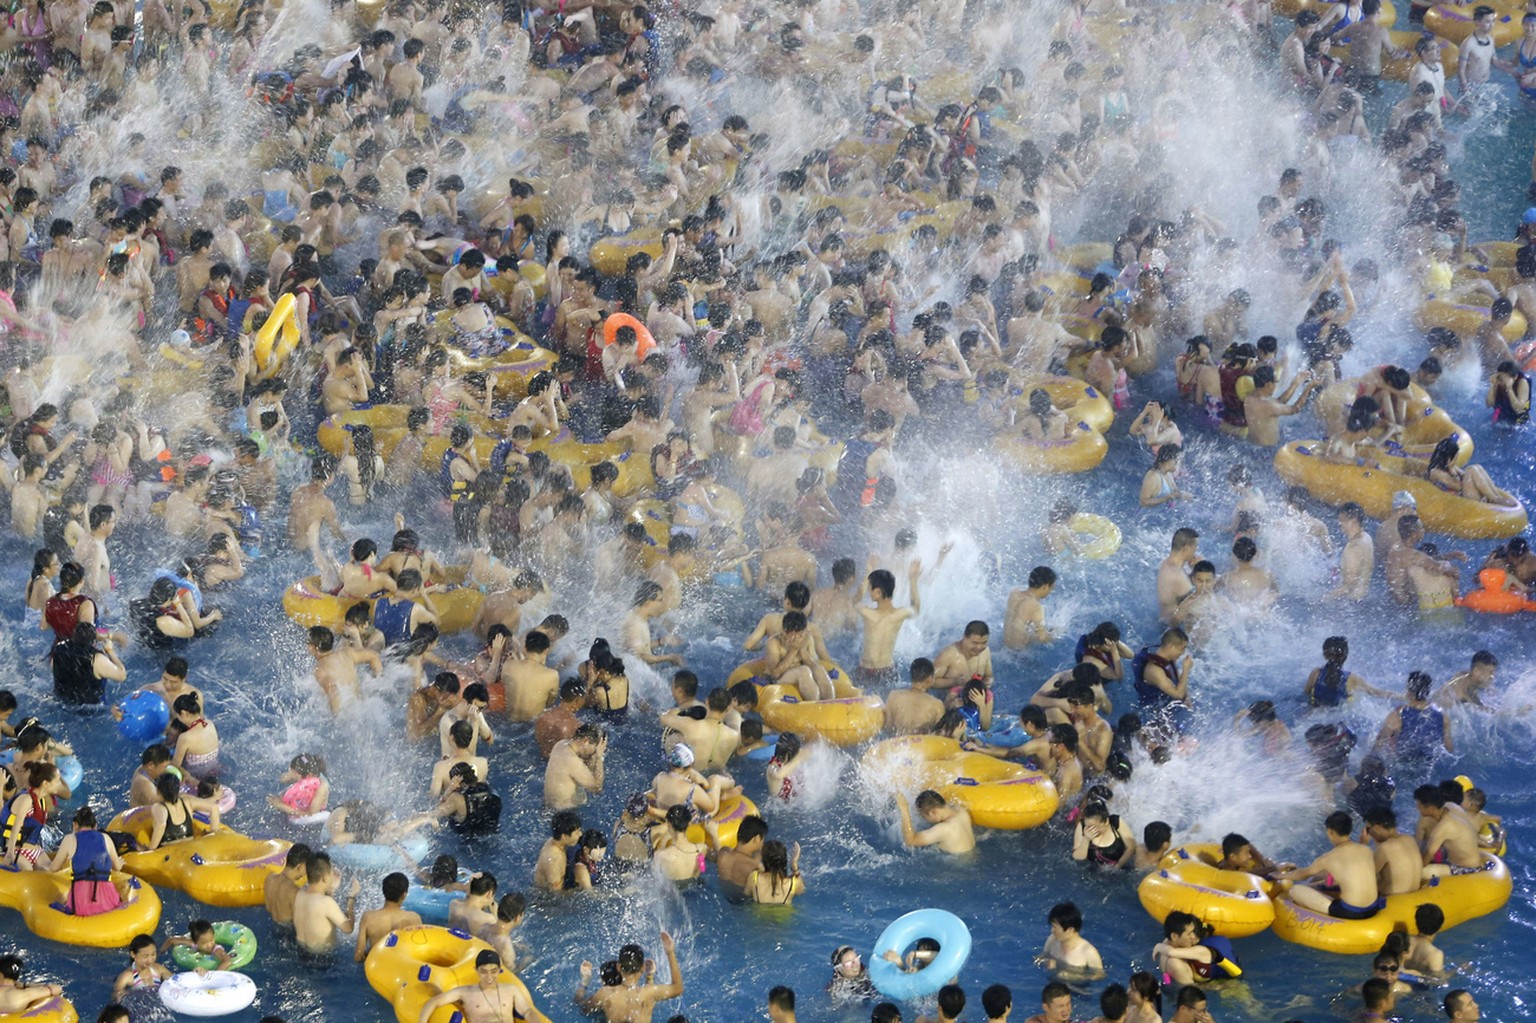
(1362, 806), (1424, 896)
(1328, 503), (1374, 602)
(417, 949), (536, 1023)
(1004, 567), (1056, 649)
(1066, 687), (1113, 774)
(355, 872), (421, 961)
(10, 456), (48, 539)
(309, 626), (380, 713)
(289, 459), (343, 547)
(1156, 528), (1200, 624)
(432, 721), (491, 799)
(534, 811), (583, 890)
(716, 815), (766, 894)
(263, 844), (311, 929)
(810, 558), (860, 637)
(1433, 651), (1498, 708)
(896, 790), (975, 855)
(1416, 784), (1483, 878)
(933, 620), (995, 688)
(449, 875), (500, 934)
(857, 563), (922, 688)
(292, 852), (361, 954)
(884, 659), (945, 734)
(544, 725), (607, 809)
(1277, 812), (1382, 920)
(502, 630), (560, 722)
(659, 688), (739, 771)
(1220, 537), (1276, 607)
(578, 933), (684, 1023)
(1242, 366), (1319, 446)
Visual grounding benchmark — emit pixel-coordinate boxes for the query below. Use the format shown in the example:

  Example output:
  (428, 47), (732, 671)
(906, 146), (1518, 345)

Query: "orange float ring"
(602, 313), (657, 360)
(1454, 568), (1536, 614)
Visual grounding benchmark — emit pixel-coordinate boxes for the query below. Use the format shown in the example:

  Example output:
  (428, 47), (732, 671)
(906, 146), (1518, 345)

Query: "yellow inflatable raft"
(727, 659), (850, 688)
(1424, 2), (1522, 45)
(282, 567), (485, 635)
(0, 996), (78, 1023)
(1055, 243), (1112, 274)
(1316, 380), (1472, 464)
(757, 683), (884, 748)
(365, 925), (551, 1023)
(1274, 441), (1528, 539)
(1014, 376), (1114, 434)
(0, 868), (161, 948)
(109, 808), (290, 909)
(444, 330), (557, 399)
(685, 793), (759, 848)
(863, 736), (1059, 830)
(316, 405), (500, 459)
(996, 423), (1109, 474)
(1417, 298), (1526, 342)
(254, 292), (301, 377)
(1275, 0), (1397, 21)
(589, 232), (664, 277)
(1138, 845), (1276, 938)
(1273, 853), (1511, 955)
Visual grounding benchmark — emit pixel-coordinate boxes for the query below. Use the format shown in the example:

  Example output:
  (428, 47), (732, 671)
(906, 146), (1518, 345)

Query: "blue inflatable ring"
(327, 833), (430, 871)
(402, 869), (469, 920)
(868, 909), (972, 1000)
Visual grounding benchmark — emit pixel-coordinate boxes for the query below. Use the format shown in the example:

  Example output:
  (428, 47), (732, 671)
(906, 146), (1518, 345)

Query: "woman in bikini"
(23, 548), (56, 627)
(749, 839), (805, 905)
(2, 762), (64, 869)
(1426, 435), (1516, 505)
(169, 694), (221, 782)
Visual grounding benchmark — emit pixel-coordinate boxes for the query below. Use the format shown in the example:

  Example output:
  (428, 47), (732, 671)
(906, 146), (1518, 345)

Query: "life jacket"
(1218, 366), (1250, 427)
(1131, 646), (1175, 708)
(439, 447), (473, 502)
(70, 828), (115, 883)
(44, 592), (87, 640)
(453, 782), (502, 835)
(51, 636), (103, 705)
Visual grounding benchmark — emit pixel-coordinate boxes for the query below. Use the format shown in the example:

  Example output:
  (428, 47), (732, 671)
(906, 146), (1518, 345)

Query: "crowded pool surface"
(0, 0), (1533, 1020)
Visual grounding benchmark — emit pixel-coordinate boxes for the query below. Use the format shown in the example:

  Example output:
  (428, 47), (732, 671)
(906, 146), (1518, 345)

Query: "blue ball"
(117, 691), (169, 744)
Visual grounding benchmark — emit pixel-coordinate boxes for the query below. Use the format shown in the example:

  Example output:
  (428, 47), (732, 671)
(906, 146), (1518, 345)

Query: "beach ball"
(117, 691), (169, 744)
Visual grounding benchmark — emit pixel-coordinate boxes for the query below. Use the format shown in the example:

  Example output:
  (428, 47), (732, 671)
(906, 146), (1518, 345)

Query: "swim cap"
(668, 743), (695, 768)
(624, 793), (650, 817)
(1523, 207), (1536, 224)
(1391, 491), (1417, 510)
(475, 949), (500, 968)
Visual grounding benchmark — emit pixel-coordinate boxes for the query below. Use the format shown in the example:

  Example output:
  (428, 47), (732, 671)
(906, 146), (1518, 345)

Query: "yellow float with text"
(863, 736), (1059, 830)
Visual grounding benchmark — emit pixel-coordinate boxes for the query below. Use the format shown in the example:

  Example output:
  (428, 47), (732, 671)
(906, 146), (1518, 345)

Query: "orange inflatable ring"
(602, 313), (656, 360)
(1455, 568), (1536, 614)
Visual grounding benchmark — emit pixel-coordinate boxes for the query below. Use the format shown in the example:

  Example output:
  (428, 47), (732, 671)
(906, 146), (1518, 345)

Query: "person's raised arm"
(653, 931), (684, 1000)
(908, 559), (923, 615)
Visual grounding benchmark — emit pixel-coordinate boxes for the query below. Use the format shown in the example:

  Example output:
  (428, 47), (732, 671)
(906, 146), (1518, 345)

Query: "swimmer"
(576, 933), (684, 1023)
(535, 812), (583, 891)
(1003, 569), (1055, 649)
(1040, 902), (1106, 978)
(1432, 651), (1499, 708)
(544, 725), (608, 810)
(356, 874), (428, 960)
(264, 844), (312, 929)
(1156, 528), (1200, 623)
(1416, 784), (1483, 877)
(417, 949), (535, 1023)
(856, 564), (923, 689)
(895, 790), (975, 855)
(292, 853), (360, 954)
(884, 659), (946, 735)
(1276, 811), (1383, 920)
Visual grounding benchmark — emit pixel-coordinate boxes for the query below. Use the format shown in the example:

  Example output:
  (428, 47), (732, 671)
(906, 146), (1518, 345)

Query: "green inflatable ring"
(170, 921), (258, 971)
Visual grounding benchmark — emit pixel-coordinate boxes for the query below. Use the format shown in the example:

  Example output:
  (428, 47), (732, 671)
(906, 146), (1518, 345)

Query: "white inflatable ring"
(159, 971), (257, 1017)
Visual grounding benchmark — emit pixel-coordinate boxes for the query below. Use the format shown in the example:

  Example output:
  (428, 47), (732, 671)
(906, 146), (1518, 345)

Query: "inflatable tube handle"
(1244, 889), (1261, 899)
(449, 927), (470, 938)
(1176, 848), (1191, 859)
(418, 966), (431, 981)
(384, 933), (399, 947)
(1159, 869), (1170, 878)
(190, 854), (206, 866)
(451, 1014), (464, 1023)
(954, 777), (978, 787)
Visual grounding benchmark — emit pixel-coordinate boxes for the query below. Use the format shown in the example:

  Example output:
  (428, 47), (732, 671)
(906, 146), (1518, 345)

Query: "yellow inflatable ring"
(727, 659), (850, 689)
(685, 793), (759, 847)
(757, 683), (884, 748)
(0, 996), (79, 1023)
(1067, 514), (1121, 559)
(1417, 298), (1527, 343)
(365, 925), (551, 1023)
(1272, 853), (1510, 955)
(1423, 2), (1522, 45)
(282, 566), (485, 635)
(254, 292), (301, 376)
(863, 736), (1059, 830)
(589, 232), (663, 277)
(995, 423), (1109, 474)
(1274, 441), (1527, 539)
(108, 808), (290, 908)
(1315, 380), (1473, 464)
(1013, 376), (1114, 434)
(0, 868), (161, 948)
(1137, 845), (1276, 938)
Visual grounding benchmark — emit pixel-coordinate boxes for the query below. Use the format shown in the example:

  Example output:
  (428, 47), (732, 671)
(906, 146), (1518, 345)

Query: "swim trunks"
(853, 665), (899, 688)
(1327, 897), (1385, 920)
